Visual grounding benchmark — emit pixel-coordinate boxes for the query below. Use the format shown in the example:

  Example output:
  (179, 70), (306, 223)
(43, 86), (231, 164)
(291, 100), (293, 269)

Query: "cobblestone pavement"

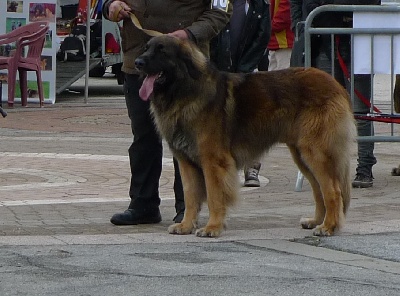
(0, 75), (399, 295)
(0, 74), (399, 239)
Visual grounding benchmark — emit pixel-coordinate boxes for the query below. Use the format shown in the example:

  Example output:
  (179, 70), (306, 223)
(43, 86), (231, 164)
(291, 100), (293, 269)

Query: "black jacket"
(305, 0), (381, 28)
(289, 0), (381, 66)
(290, 0), (381, 32)
(102, 0), (231, 74)
(210, 0), (271, 73)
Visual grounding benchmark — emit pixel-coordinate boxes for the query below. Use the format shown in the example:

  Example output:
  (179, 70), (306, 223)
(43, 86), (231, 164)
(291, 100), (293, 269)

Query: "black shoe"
(352, 173), (373, 188)
(110, 208), (161, 225)
(173, 210), (185, 223)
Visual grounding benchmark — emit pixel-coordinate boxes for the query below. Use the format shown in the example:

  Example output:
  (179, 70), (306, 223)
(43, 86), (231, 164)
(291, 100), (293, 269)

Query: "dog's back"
(229, 67), (354, 167)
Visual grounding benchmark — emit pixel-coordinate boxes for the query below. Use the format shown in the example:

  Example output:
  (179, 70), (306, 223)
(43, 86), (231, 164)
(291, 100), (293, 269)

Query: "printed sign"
(211, 0), (229, 12)
(353, 11), (400, 74)
(0, 0), (57, 104)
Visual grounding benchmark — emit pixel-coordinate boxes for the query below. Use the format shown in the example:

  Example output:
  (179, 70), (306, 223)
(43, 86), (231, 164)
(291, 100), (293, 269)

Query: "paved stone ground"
(0, 74), (399, 238)
(0, 74), (399, 295)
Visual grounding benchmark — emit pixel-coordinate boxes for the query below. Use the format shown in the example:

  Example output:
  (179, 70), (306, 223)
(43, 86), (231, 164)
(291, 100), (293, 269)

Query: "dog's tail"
(336, 108), (356, 216)
(340, 154), (352, 215)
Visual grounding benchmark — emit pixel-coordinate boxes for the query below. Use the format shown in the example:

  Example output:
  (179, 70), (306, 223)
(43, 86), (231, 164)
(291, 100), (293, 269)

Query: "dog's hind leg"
(288, 145), (325, 230)
(168, 158), (206, 235)
(195, 153), (238, 237)
(299, 148), (345, 236)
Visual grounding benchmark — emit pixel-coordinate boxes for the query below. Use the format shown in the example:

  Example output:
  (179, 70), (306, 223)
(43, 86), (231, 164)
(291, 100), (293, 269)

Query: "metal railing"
(295, 4), (400, 191)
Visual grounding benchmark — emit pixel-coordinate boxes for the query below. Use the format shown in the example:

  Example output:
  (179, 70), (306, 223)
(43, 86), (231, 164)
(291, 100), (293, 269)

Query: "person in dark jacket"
(211, 0), (271, 73)
(102, 0), (231, 225)
(210, 0), (271, 187)
(289, 0), (325, 67)
(290, 0), (381, 188)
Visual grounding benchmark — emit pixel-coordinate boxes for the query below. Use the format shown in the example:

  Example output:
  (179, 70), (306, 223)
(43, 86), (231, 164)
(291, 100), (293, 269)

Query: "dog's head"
(135, 35), (207, 101)
(9, 1), (18, 11)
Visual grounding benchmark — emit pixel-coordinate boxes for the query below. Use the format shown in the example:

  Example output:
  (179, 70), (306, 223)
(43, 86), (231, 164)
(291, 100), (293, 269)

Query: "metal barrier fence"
(295, 4), (400, 191)
(0, 81), (6, 118)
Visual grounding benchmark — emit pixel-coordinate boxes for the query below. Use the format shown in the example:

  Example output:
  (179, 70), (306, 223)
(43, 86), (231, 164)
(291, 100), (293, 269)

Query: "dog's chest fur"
(150, 101), (204, 164)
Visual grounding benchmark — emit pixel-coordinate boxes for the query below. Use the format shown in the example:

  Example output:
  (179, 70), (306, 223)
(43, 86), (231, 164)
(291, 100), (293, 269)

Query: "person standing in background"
(296, 0), (380, 188)
(210, 0), (271, 187)
(289, 0), (324, 68)
(267, 0), (294, 70)
(102, 0), (231, 225)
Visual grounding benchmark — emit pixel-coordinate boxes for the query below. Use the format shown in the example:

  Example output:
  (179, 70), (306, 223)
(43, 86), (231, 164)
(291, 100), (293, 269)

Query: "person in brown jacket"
(102, 0), (231, 225)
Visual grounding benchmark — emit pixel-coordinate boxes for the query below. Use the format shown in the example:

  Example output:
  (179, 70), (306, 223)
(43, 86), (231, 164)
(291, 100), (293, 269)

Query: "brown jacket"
(103, 0), (232, 74)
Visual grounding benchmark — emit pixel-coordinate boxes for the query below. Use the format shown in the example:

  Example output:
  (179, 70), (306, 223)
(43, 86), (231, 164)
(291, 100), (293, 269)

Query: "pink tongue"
(139, 74), (158, 101)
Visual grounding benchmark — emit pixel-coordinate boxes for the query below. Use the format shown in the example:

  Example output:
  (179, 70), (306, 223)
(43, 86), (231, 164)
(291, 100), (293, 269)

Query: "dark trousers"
(124, 73), (184, 212)
(333, 62), (377, 176)
(318, 50), (377, 176)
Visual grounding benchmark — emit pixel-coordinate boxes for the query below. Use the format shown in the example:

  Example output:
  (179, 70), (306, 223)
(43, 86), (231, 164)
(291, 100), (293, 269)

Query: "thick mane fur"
(135, 35), (355, 238)
(179, 39), (208, 72)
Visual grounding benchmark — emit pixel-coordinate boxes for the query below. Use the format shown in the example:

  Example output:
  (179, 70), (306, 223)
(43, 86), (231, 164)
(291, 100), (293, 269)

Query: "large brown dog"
(135, 35), (356, 237)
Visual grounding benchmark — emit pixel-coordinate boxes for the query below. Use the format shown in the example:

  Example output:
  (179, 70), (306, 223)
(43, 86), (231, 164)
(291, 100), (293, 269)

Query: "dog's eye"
(156, 44), (164, 52)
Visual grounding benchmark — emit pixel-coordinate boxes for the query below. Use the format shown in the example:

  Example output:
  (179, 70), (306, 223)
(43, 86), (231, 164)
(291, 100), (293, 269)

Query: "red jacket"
(267, 0), (294, 50)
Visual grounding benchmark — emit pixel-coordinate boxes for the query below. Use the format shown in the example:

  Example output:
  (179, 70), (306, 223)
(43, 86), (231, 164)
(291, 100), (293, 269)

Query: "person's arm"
(271, 0), (292, 33)
(237, 0), (271, 73)
(289, 0), (303, 31)
(102, 0), (113, 20)
(102, 0), (131, 22)
(303, 0), (323, 15)
(184, 1), (232, 44)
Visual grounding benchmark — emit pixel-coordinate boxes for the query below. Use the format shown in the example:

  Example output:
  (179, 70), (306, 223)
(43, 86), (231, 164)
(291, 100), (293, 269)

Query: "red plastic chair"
(0, 21), (49, 107)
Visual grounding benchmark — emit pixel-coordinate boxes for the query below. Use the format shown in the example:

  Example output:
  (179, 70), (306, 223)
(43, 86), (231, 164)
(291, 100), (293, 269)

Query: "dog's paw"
(391, 166), (400, 176)
(195, 225), (223, 238)
(168, 223), (194, 235)
(313, 225), (334, 236)
(300, 217), (318, 229)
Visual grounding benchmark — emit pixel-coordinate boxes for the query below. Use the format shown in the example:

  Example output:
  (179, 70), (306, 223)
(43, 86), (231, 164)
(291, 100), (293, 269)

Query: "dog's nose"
(135, 58), (145, 70)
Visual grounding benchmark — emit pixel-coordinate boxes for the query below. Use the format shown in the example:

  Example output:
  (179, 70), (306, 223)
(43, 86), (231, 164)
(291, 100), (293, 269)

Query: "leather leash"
(113, 6), (163, 37)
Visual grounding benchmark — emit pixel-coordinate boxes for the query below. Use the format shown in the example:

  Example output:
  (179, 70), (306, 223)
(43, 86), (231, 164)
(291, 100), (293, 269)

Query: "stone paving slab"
(0, 75), (399, 295)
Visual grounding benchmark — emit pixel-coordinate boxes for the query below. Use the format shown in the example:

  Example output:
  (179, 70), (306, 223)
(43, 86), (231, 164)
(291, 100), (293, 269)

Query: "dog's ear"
(180, 42), (205, 80)
(182, 54), (202, 80)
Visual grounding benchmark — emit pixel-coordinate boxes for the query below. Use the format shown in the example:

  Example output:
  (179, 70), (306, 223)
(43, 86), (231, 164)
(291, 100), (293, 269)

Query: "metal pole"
(84, 0), (91, 103)
(0, 81), (6, 117)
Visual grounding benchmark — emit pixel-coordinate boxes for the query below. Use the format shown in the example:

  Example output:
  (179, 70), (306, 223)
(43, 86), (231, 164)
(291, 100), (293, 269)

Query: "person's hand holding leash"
(108, 1), (188, 39)
(108, 0), (131, 22)
(167, 30), (189, 40)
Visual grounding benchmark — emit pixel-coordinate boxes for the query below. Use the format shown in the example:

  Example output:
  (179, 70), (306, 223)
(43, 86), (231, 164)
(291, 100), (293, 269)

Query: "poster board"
(0, 0), (57, 104)
(353, 11), (400, 74)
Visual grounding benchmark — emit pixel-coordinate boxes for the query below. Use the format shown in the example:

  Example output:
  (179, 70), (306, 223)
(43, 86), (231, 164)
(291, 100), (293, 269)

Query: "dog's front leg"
(168, 158), (205, 235)
(195, 153), (238, 237)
